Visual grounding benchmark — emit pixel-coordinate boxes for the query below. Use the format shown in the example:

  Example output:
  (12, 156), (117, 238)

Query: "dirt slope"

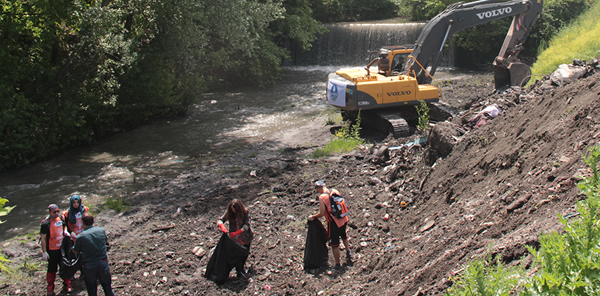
(2, 65), (600, 296)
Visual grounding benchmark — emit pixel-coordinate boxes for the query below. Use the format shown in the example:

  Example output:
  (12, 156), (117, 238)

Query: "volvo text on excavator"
(326, 0), (543, 137)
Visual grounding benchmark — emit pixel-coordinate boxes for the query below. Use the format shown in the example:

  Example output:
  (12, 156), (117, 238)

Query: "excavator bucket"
(494, 61), (531, 90)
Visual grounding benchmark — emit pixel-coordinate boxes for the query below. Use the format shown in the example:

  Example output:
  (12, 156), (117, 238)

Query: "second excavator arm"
(407, 0), (543, 89)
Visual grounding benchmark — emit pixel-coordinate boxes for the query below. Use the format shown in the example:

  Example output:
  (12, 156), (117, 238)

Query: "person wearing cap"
(308, 180), (352, 270)
(62, 195), (89, 239)
(72, 213), (114, 296)
(40, 204), (72, 295)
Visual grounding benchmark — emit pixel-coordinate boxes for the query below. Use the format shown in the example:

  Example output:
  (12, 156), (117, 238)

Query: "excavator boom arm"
(408, 0), (543, 88)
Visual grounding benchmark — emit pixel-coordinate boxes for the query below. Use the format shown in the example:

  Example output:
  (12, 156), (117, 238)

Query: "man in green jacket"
(72, 213), (114, 296)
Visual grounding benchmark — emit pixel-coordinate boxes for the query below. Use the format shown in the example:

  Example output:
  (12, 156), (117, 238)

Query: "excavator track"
(376, 111), (411, 138)
(342, 110), (412, 138)
(341, 101), (457, 139)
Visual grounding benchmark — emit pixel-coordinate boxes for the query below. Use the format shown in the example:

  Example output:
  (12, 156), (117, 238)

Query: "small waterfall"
(289, 23), (454, 68)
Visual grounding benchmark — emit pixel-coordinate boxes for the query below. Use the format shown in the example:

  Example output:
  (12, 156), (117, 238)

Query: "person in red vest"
(40, 204), (72, 295)
(308, 180), (352, 270)
(62, 195), (89, 239)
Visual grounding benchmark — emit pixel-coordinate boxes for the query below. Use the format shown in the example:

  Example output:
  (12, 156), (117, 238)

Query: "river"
(0, 21), (457, 241)
(0, 66), (344, 241)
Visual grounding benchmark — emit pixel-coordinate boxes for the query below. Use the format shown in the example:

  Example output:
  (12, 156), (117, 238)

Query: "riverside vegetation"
(0, 0), (590, 170)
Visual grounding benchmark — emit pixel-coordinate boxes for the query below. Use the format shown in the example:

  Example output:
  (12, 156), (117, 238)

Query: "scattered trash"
(192, 246), (206, 258)
(469, 104), (501, 128)
(550, 63), (587, 86)
(389, 136), (428, 150)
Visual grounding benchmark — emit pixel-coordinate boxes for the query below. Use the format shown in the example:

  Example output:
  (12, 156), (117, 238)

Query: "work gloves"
(42, 252), (49, 261)
(218, 224), (228, 234)
(230, 229), (242, 238)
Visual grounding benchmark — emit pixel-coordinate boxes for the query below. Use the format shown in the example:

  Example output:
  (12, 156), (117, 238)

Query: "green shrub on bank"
(523, 146), (600, 295)
(102, 197), (131, 213)
(0, 198), (15, 271)
(311, 112), (364, 158)
(530, 0), (600, 80)
(446, 146), (600, 295)
(445, 252), (526, 295)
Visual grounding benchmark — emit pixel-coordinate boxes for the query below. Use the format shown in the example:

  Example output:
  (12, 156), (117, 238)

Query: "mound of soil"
(2, 63), (600, 295)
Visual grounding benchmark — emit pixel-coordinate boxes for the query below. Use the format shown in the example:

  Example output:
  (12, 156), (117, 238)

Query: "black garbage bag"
(303, 219), (329, 270)
(204, 233), (249, 283)
(59, 237), (82, 279)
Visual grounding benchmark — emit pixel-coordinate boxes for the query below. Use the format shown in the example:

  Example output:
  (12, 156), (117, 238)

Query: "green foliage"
(445, 146), (600, 295)
(0, 198), (14, 271)
(445, 252), (526, 295)
(309, 0), (399, 22)
(102, 196), (130, 213)
(0, 198), (15, 224)
(403, 0), (591, 67)
(524, 0), (590, 57)
(1, 0), (327, 170)
(415, 100), (430, 133)
(403, 0), (460, 20)
(311, 112), (364, 157)
(523, 145), (600, 295)
(271, 0), (327, 52)
(530, 0), (600, 81)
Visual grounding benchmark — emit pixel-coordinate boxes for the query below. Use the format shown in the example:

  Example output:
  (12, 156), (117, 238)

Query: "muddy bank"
(2, 62), (600, 295)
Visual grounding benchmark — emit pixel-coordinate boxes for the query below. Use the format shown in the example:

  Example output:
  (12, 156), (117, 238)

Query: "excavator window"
(391, 53), (408, 74)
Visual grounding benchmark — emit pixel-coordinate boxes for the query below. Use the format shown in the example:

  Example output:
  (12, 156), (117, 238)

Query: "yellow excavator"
(326, 0), (543, 137)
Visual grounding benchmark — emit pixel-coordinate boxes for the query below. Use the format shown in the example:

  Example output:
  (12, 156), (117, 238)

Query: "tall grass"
(530, 0), (600, 81)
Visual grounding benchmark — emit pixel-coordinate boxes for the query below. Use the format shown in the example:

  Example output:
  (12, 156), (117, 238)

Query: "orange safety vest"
(63, 206), (89, 235)
(319, 189), (349, 228)
(47, 216), (65, 251)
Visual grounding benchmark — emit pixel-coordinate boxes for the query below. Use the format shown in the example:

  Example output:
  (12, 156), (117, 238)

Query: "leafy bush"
(312, 112), (365, 157)
(1, 0), (323, 170)
(0, 198), (15, 271)
(309, 0), (399, 22)
(523, 146), (600, 295)
(445, 252), (526, 295)
(445, 146), (600, 295)
(415, 100), (430, 133)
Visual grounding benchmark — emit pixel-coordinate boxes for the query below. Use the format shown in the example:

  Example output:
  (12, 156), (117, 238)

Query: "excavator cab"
(391, 52), (410, 74)
(371, 46), (414, 77)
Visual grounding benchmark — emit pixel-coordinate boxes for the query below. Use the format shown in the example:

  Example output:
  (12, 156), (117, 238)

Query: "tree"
(1, 0), (298, 170)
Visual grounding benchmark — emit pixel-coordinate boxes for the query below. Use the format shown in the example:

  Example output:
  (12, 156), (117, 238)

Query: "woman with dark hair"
(206, 199), (253, 282)
(63, 195), (89, 239)
(217, 199), (253, 277)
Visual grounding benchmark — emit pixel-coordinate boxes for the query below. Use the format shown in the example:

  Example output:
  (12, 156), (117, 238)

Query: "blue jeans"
(82, 260), (114, 296)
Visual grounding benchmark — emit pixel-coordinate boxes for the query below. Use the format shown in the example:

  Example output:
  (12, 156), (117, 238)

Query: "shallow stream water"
(0, 65), (464, 241)
(0, 66), (338, 241)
